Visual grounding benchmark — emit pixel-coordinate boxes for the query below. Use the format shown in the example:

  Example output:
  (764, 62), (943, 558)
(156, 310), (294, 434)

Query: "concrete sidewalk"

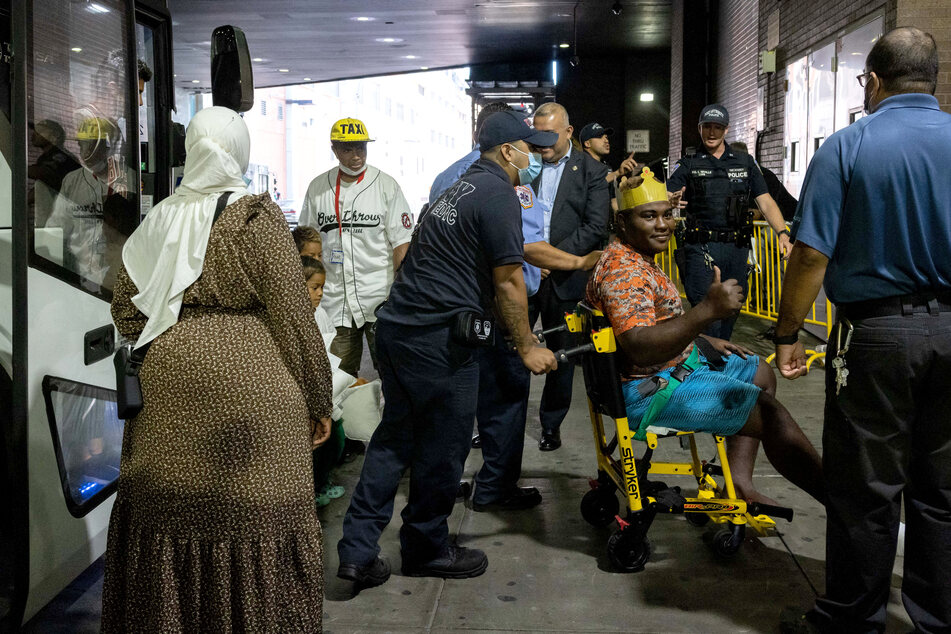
(26, 316), (914, 633)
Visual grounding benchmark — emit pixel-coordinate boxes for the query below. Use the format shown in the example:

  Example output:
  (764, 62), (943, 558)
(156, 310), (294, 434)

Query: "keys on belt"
(832, 318), (854, 395)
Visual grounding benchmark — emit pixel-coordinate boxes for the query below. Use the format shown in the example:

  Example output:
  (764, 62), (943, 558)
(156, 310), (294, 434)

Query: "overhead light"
(559, 43), (570, 48)
(71, 47), (82, 52)
(420, 66), (429, 70)
(375, 37), (403, 43)
(278, 68), (290, 72)
(191, 79), (200, 84)
(351, 16), (375, 22)
(86, 2), (110, 13)
(252, 57), (263, 62)
(304, 77), (312, 81)
(639, 92), (654, 101)
(404, 55), (418, 59)
(611, 1), (623, 16)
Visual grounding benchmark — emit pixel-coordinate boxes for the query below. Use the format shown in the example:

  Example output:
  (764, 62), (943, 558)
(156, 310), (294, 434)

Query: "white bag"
(339, 379), (383, 442)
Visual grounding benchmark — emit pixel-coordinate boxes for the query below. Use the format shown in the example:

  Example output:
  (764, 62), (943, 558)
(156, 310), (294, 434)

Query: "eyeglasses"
(856, 72), (872, 88)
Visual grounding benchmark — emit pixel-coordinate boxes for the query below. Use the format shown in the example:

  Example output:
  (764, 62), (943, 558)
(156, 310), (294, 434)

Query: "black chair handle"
(554, 343), (595, 364)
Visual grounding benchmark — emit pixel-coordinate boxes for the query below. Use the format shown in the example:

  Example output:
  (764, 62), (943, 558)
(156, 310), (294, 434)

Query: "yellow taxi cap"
(617, 166), (668, 210)
(76, 117), (117, 141)
(330, 117), (374, 142)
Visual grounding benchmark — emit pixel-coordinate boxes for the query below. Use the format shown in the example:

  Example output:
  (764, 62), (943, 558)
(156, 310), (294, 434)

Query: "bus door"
(1, 0), (168, 625)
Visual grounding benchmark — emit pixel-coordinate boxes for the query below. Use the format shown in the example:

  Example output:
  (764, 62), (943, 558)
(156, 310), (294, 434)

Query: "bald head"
(867, 26), (939, 95)
(534, 102), (570, 127)
(532, 102), (573, 162)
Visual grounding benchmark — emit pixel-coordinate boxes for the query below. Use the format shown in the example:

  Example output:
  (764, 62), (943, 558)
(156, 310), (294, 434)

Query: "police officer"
(336, 110), (559, 590)
(666, 104), (791, 340)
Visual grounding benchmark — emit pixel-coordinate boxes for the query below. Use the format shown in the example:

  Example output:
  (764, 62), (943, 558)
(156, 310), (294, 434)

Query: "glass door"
(19, 0), (139, 622)
(0, 0), (16, 627)
(835, 17), (883, 131)
(135, 1), (173, 215)
(806, 42), (836, 166)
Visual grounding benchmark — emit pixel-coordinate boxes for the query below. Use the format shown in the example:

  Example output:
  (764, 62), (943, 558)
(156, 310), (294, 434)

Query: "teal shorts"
(622, 352), (761, 436)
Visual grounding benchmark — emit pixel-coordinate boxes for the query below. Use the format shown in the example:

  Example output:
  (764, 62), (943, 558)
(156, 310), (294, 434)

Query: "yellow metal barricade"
(654, 221), (833, 367)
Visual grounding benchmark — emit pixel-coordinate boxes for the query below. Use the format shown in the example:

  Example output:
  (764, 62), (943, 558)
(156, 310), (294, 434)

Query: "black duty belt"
(837, 291), (951, 321)
(681, 226), (749, 245)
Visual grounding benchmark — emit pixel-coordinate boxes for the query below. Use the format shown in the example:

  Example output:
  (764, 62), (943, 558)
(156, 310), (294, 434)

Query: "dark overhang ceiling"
(167, 0), (671, 90)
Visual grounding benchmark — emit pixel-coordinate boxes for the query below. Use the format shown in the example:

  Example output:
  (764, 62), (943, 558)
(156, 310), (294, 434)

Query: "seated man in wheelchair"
(584, 167), (825, 506)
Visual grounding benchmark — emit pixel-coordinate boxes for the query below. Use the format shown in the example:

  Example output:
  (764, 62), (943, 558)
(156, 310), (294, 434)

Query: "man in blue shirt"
(775, 27), (951, 633)
(337, 111), (559, 590)
(428, 101), (512, 206)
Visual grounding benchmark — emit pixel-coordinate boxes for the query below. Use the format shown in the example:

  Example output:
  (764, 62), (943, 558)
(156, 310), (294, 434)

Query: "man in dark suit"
(528, 102), (611, 450)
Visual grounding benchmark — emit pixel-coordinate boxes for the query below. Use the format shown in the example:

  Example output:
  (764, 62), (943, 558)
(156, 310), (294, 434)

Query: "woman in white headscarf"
(102, 106), (333, 632)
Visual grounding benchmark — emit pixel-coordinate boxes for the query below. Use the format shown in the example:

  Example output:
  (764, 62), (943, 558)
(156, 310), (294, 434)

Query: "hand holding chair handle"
(554, 343), (595, 364)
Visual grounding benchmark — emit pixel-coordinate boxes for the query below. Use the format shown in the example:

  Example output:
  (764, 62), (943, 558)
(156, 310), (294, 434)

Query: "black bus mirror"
(170, 121), (186, 167)
(210, 25), (253, 112)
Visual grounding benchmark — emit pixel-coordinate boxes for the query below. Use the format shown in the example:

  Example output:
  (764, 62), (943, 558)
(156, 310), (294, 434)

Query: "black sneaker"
(401, 546), (488, 579)
(472, 486), (542, 512)
(337, 555), (391, 588)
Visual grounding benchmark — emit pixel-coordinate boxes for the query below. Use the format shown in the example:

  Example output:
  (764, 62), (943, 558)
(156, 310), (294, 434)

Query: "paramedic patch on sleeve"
(515, 185), (534, 209)
(401, 212), (412, 229)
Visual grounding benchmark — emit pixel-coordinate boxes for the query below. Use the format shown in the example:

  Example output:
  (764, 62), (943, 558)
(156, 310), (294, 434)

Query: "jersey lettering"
(428, 180), (475, 226)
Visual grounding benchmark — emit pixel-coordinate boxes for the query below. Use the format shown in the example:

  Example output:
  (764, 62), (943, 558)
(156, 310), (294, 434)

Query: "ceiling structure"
(167, 0), (672, 90)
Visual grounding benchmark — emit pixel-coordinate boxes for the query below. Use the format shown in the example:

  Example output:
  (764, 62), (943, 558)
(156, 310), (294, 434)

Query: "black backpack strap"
(213, 191), (231, 223)
(693, 336), (726, 371)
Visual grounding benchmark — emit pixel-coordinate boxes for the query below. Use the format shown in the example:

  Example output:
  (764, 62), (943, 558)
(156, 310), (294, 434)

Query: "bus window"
(28, 0), (139, 300)
(42, 376), (124, 517)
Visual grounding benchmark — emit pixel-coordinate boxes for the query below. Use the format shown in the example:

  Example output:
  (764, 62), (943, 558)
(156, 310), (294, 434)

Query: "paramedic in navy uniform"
(337, 110), (559, 589)
(666, 104), (791, 341)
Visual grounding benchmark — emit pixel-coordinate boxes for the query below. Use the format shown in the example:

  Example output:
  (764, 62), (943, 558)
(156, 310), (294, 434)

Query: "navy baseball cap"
(579, 122), (614, 143)
(699, 104), (729, 126)
(478, 110), (559, 149)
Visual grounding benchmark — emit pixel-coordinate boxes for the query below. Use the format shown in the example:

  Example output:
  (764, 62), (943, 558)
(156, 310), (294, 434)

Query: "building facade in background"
(240, 68), (472, 216)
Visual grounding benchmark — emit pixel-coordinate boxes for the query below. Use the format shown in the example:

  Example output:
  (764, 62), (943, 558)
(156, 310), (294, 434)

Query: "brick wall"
(668, 0), (685, 162)
(715, 0), (759, 149)
(897, 0), (951, 111)
(755, 0), (897, 173)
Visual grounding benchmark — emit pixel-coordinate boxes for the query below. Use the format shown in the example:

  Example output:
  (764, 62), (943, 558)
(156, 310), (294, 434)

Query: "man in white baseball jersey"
(299, 117), (414, 375)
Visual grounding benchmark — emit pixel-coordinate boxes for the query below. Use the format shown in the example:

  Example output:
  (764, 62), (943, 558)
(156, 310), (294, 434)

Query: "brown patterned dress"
(102, 193), (333, 632)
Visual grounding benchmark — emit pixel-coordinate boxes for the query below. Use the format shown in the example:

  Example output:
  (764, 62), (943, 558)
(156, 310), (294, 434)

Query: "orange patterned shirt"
(585, 240), (693, 379)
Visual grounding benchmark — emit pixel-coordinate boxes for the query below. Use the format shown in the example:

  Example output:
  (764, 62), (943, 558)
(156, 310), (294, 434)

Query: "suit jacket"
(532, 150), (610, 301)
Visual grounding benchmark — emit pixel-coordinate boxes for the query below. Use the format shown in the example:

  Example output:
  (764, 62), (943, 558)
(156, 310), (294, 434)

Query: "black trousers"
(813, 311), (951, 632)
(525, 278), (578, 434)
(337, 320), (477, 566)
(680, 241), (750, 340)
(473, 333), (530, 504)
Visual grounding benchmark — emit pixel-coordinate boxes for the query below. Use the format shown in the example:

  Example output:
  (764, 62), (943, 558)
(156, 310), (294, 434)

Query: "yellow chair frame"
(565, 304), (792, 572)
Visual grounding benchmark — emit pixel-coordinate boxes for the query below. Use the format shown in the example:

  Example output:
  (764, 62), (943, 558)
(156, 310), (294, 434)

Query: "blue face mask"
(508, 145), (542, 185)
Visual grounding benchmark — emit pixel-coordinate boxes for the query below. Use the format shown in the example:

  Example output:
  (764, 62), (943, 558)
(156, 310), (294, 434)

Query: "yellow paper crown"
(617, 166), (668, 211)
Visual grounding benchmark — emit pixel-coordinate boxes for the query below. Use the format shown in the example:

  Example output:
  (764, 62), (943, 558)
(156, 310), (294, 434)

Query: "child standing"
(302, 255), (360, 506)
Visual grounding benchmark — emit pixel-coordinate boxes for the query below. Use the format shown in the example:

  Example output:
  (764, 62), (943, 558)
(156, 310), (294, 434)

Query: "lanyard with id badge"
(332, 168), (366, 266)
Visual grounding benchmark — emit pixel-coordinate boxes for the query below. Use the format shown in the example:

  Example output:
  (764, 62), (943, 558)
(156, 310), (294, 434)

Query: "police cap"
(698, 104), (729, 126)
